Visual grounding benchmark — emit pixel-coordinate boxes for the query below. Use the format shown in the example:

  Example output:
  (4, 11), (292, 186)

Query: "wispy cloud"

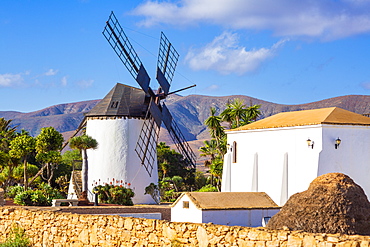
(361, 81), (370, 90)
(44, 69), (58, 76)
(185, 32), (287, 75)
(205, 84), (220, 91)
(61, 76), (68, 86)
(77, 79), (94, 88)
(132, 0), (370, 40)
(0, 73), (24, 87)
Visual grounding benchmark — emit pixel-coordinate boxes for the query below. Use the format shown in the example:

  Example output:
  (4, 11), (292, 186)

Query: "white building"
(84, 83), (158, 204)
(221, 107), (370, 206)
(171, 192), (280, 227)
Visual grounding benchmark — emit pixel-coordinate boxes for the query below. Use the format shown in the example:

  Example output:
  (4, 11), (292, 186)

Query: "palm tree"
(0, 118), (17, 152)
(220, 102), (233, 129)
(69, 135), (98, 196)
(204, 107), (225, 155)
(199, 139), (218, 166)
(209, 157), (223, 191)
(227, 98), (248, 128)
(246, 104), (261, 123)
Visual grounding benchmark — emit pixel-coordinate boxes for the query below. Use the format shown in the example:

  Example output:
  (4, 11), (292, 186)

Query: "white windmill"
(66, 12), (196, 204)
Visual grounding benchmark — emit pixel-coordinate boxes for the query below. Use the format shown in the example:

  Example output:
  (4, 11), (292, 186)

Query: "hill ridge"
(1, 94), (370, 141)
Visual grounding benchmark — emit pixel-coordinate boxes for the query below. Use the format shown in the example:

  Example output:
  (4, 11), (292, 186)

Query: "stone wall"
(1, 207), (370, 246)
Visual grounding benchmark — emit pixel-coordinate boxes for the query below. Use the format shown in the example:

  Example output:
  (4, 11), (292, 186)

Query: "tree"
(0, 118), (19, 188)
(32, 127), (64, 186)
(199, 139), (218, 167)
(204, 107), (224, 141)
(0, 118), (17, 152)
(200, 98), (261, 190)
(9, 135), (36, 190)
(157, 142), (194, 184)
(221, 98), (261, 129)
(69, 135), (98, 195)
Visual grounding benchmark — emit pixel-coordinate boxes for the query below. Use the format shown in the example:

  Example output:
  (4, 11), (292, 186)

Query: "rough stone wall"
(1, 207), (370, 246)
(0, 189), (4, 206)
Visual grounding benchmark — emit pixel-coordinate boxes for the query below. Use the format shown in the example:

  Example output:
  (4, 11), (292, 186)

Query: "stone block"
(266, 240), (280, 247)
(197, 226), (209, 247)
(124, 218), (133, 230)
(361, 241), (370, 247)
(303, 235), (317, 247)
(287, 235), (303, 247)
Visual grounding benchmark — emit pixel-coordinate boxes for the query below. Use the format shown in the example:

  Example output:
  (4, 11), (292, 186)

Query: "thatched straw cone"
(267, 173), (370, 235)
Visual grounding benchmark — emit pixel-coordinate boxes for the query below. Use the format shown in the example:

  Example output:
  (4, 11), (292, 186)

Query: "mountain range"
(1, 94), (370, 163)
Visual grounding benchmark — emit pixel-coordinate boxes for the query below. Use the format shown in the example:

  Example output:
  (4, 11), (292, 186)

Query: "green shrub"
(6, 186), (24, 199)
(197, 184), (218, 192)
(95, 184), (134, 205)
(13, 183), (64, 206)
(161, 189), (181, 202)
(0, 225), (31, 247)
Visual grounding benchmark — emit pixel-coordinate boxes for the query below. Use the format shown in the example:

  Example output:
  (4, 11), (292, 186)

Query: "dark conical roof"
(266, 173), (370, 235)
(85, 83), (147, 118)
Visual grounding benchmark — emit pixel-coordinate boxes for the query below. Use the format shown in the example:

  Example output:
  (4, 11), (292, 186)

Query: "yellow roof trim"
(230, 107), (370, 131)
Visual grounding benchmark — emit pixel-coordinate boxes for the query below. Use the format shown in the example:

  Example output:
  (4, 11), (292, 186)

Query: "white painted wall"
(318, 125), (370, 198)
(223, 124), (370, 205)
(171, 194), (203, 223)
(223, 125), (322, 205)
(86, 118), (158, 204)
(171, 195), (279, 227)
(202, 208), (280, 227)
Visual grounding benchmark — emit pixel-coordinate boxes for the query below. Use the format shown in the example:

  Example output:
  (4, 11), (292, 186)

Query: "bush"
(13, 183), (64, 206)
(0, 225), (31, 247)
(162, 189), (181, 202)
(6, 186), (25, 199)
(95, 184), (134, 205)
(197, 184), (218, 192)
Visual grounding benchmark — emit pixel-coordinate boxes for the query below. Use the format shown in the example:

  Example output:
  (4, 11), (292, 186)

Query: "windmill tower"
(79, 12), (196, 204)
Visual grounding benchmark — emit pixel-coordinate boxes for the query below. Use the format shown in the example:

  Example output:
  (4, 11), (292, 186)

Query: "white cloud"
(61, 76), (68, 86)
(0, 73), (24, 87)
(185, 32), (287, 74)
(132, 0), (370, 40)
(77, 79), (94, 88)
(44, 69), (58, 76)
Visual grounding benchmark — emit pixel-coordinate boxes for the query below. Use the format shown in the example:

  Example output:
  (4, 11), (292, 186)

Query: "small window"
(232, 141), (237, 163)
(183, 201), (189, 208)
(110, 101), (119, 108)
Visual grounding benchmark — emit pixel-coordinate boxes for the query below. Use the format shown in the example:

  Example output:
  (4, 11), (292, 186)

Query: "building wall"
(224, 124), (370, 205)
(318, 125), (370, 199)
(86, 118), (158, 204)
(171, 194), (203, 223)
(202, 208), (280, 227)
(1, 208), (370, 246)
(224, 125), (322, 205)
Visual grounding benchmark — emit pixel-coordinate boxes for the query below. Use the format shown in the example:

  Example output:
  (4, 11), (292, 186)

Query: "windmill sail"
(162, 104), (196, 168)
(156, 32), (179, 95)
(103, 12), (151, 94)
(103, 12), (196, 177)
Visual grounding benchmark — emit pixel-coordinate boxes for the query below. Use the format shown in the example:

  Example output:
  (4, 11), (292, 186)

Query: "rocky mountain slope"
(1, 94), (370, 141)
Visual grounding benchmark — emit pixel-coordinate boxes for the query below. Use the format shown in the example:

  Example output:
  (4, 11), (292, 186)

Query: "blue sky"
(1, 0), (370, 112)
